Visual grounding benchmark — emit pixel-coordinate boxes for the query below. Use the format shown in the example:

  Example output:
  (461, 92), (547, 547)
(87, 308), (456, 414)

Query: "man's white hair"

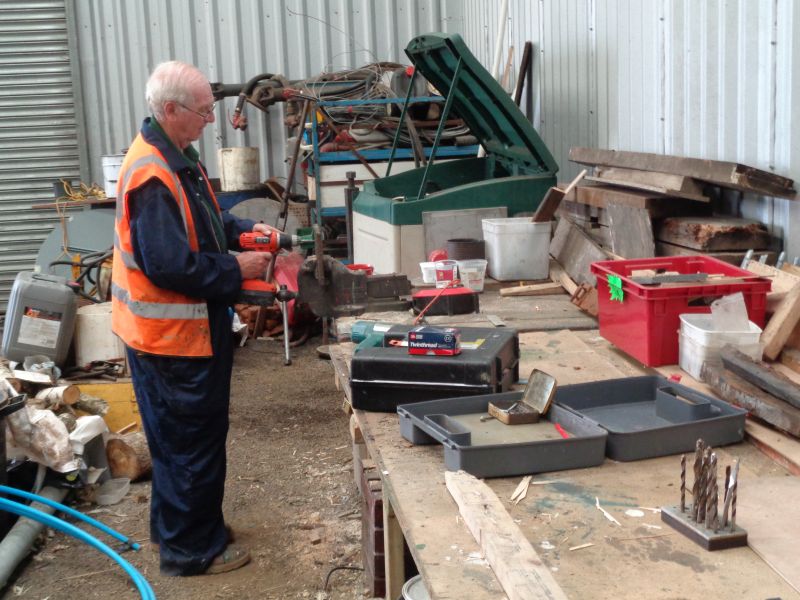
(145, 61), (208, 120)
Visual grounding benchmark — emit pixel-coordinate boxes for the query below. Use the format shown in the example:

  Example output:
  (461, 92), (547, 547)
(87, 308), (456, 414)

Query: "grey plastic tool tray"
(554, 376), (747, 461)
(398, 391), (608, 478)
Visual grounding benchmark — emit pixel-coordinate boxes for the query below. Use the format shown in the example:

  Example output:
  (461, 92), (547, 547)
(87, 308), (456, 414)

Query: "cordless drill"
(237, 230), (299, 305)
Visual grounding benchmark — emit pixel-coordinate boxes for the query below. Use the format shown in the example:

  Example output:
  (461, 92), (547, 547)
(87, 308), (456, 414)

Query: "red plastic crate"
(591, 256), (771, 367)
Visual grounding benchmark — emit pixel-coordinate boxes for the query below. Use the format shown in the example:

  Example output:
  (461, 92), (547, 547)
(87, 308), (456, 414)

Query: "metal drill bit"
(705, 453), (717, 529)
(680, 454), (686, 512)
(724, 465), (731, 504)
(691, 439), (704, 520)
(721, 459), (739, 528)
(729, 460), (740, 532)
(697, 449), (710, 522)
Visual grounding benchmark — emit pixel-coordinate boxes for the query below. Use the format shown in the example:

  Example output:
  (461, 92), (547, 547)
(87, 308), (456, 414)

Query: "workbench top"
(331, 330), (800, 599)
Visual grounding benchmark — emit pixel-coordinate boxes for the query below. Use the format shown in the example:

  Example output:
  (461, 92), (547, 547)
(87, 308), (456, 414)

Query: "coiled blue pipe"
(0, 484), (140, 551)
(0, 498), (155, 600)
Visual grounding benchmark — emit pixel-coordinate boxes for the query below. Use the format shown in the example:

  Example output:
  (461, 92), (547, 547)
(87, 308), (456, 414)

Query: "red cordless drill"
(238, 230), (299, 305)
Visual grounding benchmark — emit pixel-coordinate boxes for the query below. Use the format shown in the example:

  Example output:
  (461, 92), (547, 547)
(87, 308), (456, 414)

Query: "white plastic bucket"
(74, 302), (126, 368)
(218, 147), (260, 191)
(456, 259), (488, 292)
(101, 154), (126, 198)
(482, 218), (551, 281)
(402, 575), (430, 600)
(434, 260), (458, 288)
(678, 313), (763, 379)
(419, 262), (436, 284)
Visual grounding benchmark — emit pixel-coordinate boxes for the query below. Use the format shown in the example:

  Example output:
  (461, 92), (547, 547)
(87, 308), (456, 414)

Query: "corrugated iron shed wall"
(70, 0), (464, 186)
(461, 0), (800, 257)
(0, 0), (84, 307)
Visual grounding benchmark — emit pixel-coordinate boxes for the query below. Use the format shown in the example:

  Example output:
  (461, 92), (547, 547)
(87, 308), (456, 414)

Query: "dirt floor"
(4, 336), (372, 600)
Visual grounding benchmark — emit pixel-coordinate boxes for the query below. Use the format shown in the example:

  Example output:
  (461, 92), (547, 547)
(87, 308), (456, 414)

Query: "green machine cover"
(354, 32), (558, 225)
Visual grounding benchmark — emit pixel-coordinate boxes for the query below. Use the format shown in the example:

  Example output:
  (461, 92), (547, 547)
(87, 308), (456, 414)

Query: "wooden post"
(383, 498), (405, 600)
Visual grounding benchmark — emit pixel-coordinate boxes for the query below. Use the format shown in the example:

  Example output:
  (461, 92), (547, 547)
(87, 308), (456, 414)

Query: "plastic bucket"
(218, 147), (260, 191)
(434, 260), (458, 288)
(101, 154), (126, 198)
(482, 218), (551, 281)
(74, 302), (126, 368)
(456, 259), (488, 292)
(420, 262), (436, 284)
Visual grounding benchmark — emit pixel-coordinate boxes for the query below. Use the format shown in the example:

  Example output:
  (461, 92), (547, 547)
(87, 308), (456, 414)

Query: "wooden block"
(570, 283), (598, 317)
(701, 363), (800, 437)
(762, 283), (800, 360)
(532, 169), (586, 223)
(720, 346), (800, 409)
(499, 282), (564, 297)
(570, 185), (713, 218)
(549, 218), (610, 286)
(445, 470), (568, 600)
(779, 347), (800, 375)
(655, 217), (771, 252)
(656, 242), (776, 267)
(606, 201), (655, 258)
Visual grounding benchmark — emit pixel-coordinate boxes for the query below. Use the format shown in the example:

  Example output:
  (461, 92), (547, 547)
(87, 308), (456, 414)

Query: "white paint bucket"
(101, 153), (126, 198)
(456, 258), (488, 292)
(74, 302), (126, 369)
(218, 147), (260, 191)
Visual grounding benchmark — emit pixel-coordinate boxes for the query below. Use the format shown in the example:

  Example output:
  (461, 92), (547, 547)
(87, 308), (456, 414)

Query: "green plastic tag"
(607, 275), (624, 302)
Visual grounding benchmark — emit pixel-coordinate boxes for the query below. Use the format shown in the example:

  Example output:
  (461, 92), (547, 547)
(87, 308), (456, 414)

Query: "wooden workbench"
(330, 331), (800, 599)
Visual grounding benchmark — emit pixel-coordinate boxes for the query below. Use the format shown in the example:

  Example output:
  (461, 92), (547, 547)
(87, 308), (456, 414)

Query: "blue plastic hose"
(0, 498), (155, 600)
(0, 484), (140, 551)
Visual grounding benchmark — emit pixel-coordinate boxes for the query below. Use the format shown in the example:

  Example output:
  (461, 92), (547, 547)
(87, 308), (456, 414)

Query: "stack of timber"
(561, 147), (795, 265)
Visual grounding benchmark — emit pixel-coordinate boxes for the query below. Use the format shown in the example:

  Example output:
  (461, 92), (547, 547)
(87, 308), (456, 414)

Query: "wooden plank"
(383, 499), (405, 600)
(655, 242), (776, 268)
(571, 184), (714, 218)
(549, 218), (610, 286)
(531, 169), (587, 223)
(745, 260), (800, 295)
(738, 477), (800, 593)
(779, 347), (800, 375)
(549, 261), (577, 295)
(499, 282), (565, 297)
(745, 419), (800, 476)
(518, 329), (625, 383)
(445, 470), (568, 600)
(720, 346), (800, 409)
(569, 147), (797, 198)
(761, 283), (800, 360)
(585, 175), (710, 202)
(655, 217), (772, 252)
(606, 201), (655, 258)
(701, 363), (800, 437)
(594, 166), (705, 194)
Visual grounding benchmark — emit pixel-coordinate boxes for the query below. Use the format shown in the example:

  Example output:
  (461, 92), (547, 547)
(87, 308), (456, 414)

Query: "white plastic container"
(678, 313), (763, 380)
(456, 259), (488, 292)
(101, 154), (126, 198)
(218, 147), (260, 191)
(482, 218), (551, 281)
(74, 302), (126, 368)
(419, 262), (436, 284)
(434, 260), (458, 288)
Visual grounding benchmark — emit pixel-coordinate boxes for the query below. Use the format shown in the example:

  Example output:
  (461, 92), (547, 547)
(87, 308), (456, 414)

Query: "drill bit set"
(661, 439), (748, 550)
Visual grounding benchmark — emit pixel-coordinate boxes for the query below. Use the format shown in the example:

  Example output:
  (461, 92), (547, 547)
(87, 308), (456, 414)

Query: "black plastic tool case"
(398, 392), (608, 477)
(350, 327), (518, 412)
(554, 376), (747, 461)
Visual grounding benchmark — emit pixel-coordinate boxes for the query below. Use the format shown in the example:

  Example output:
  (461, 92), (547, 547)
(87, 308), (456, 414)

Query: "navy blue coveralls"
(125, 118), (255, 576)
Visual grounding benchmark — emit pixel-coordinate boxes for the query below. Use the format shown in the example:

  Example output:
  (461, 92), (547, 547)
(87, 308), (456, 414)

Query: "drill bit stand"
(661, 439), (747, 550)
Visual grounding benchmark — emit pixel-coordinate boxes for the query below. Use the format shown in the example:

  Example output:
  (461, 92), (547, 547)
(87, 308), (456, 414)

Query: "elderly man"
(112, 61), (270, 575)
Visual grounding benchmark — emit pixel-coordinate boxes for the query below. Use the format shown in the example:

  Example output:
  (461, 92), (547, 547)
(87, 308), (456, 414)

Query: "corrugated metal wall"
(70, 0), (464, 187)
(461, 0), (800, 257)
(0, 0), (83, 307)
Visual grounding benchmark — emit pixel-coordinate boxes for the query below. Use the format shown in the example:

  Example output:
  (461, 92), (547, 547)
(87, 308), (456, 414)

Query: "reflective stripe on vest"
(111, 283), (209, 320)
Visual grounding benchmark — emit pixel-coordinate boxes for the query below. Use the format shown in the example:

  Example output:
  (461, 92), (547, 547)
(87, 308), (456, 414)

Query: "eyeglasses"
(176, 101), (216, 119)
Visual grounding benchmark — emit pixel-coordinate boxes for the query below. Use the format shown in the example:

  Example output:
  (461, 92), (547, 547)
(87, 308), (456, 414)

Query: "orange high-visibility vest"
(111, 132), (222, 357)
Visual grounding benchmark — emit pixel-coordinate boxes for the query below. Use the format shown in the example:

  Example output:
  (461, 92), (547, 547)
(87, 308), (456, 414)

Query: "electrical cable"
(323, 564), (363, 591)
(0, 497), (154, 600)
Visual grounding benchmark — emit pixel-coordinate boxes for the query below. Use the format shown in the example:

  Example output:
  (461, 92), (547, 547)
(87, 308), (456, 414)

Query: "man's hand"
(236, 251), (271, 279)
(252, 222), (279, 235)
